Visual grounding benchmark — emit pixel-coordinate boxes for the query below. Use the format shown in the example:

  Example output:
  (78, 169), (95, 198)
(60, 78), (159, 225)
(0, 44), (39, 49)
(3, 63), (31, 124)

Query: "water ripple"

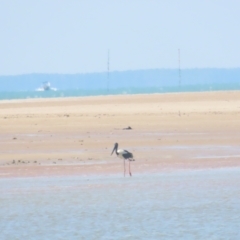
(1, 168), (240, 239)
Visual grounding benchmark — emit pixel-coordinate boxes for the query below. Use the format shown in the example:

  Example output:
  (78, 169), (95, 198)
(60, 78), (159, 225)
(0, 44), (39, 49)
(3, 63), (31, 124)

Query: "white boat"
(36, 82), (57, 91)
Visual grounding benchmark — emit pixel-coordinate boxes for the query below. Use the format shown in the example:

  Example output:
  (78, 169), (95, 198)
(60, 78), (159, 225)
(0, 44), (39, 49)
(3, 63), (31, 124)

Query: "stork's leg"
(123, 159), (126, 177)
(129, 160), (132, 176)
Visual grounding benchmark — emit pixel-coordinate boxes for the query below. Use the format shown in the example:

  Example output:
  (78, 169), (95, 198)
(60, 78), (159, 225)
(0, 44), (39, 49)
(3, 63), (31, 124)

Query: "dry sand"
(0, 91), (240, 178)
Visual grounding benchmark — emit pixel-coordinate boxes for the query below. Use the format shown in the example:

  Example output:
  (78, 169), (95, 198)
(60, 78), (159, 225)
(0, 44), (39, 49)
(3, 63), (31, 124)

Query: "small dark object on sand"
(123, 126), (132, 130)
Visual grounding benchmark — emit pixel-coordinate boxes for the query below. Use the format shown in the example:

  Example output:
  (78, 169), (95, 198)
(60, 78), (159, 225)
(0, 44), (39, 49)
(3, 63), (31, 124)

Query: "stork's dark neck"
(114, 144), (119, 155)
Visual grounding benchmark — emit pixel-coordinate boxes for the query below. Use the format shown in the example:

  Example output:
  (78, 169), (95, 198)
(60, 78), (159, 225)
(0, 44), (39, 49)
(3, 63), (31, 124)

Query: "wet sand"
(0, 91), (240, 178)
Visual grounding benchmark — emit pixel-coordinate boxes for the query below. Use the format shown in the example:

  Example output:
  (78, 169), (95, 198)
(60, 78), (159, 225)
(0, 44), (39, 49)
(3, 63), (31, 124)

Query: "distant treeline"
(0, 68), (240, 91)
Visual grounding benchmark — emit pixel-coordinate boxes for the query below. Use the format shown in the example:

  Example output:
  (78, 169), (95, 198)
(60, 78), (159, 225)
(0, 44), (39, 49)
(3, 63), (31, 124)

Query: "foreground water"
(1, 168), (240, 239)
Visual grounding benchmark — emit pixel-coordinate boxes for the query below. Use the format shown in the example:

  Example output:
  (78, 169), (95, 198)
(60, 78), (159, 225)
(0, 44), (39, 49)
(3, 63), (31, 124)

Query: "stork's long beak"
(111, 144), (117, 155)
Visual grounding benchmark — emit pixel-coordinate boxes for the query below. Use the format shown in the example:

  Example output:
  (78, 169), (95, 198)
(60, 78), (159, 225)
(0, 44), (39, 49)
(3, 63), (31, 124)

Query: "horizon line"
(1, 67), (240, 77)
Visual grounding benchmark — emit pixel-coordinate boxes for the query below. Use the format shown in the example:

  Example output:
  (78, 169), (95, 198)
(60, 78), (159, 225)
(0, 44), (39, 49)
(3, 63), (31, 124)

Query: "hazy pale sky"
(0, 0), (239, 75)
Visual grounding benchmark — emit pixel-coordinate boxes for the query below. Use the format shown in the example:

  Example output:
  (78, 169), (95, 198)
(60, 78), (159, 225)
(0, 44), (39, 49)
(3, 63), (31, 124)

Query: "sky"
(0, 0), (240, 75)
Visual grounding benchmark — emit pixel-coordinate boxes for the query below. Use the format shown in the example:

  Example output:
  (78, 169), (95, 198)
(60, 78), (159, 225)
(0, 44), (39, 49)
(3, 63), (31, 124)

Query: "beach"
(0, 91), (240, 178)
(1, 91), (240, 239)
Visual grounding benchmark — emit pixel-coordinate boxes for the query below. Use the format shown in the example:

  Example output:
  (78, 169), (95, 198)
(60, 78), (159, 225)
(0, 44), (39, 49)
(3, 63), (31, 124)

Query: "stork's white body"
(116, 149), (130, 159)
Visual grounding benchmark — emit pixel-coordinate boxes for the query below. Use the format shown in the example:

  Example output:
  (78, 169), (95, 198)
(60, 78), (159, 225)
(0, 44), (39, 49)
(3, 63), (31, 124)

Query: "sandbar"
(0, 91), (240, 178)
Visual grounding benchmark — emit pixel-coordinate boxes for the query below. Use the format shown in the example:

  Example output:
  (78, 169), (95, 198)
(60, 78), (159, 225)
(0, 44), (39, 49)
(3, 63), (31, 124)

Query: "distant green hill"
(0, 68), (240, 92)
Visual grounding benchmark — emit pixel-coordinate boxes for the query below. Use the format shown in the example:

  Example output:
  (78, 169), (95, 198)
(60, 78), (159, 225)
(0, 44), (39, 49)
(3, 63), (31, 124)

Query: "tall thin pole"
(107, 49), (110, 92)
(178, 49), (181, 87)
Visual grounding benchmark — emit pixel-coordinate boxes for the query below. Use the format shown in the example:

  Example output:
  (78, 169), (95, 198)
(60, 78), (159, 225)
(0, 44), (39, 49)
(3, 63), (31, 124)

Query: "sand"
(0, 91), (240, 178)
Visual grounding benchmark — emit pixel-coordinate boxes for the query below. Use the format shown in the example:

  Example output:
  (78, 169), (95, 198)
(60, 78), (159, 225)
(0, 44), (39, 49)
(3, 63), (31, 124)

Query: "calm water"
(1, 82), (240, 100)
(1, 168), (240, 240)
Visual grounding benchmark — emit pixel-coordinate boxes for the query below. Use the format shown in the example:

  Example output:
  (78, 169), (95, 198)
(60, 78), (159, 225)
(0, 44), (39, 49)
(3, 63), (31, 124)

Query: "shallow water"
(1, 168), (240, 240)
(1, 81), (240, 100)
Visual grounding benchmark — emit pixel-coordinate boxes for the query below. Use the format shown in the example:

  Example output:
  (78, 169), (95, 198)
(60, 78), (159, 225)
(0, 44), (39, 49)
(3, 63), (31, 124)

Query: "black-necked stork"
(111, 143), (135, 177)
